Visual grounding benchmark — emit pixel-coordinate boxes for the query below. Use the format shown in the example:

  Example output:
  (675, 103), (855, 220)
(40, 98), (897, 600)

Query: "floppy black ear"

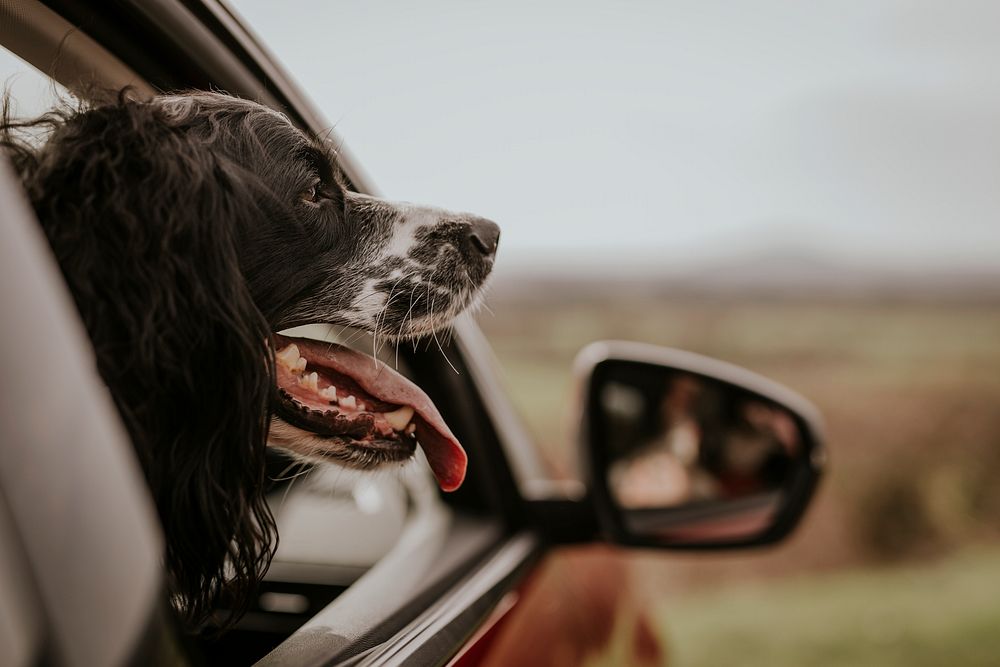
(6, 99), (277, 627)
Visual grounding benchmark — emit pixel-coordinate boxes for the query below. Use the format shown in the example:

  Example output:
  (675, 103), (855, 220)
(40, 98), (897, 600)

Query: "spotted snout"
(330, 193), (500, 339)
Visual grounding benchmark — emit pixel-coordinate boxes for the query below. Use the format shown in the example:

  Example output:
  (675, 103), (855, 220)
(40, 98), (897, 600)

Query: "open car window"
(0, 46), (69, 119)
(0, 4), (518, 663)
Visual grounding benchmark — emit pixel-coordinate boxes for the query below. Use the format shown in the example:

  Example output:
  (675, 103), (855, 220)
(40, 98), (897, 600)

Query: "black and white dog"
(1, 91), (498, 626)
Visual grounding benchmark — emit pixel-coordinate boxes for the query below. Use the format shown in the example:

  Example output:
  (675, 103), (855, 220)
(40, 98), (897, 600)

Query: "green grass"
(659, 547), (1000, 667)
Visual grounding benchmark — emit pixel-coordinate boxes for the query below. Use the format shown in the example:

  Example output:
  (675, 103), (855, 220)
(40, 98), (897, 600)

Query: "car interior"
(0, 1), (545, 664)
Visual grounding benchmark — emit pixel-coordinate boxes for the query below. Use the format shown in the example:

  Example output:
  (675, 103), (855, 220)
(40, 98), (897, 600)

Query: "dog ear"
(11, 100), (278, 628)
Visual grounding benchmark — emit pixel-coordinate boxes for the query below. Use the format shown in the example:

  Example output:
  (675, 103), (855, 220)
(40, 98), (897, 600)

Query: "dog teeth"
(299, 372), (319, 392)
(384, 406), (415, 431)
(276, 344), (304, 373)
(340, 395), (357, 410)
(319, 386), (338, 402)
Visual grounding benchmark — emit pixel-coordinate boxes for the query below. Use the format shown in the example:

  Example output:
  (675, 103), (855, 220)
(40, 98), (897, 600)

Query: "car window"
(0, 46), (69, 120)
(0, 27), (456, 658)
(0, 36), (437, 571)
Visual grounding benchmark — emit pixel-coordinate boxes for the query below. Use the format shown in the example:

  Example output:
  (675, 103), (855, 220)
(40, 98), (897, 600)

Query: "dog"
(1, 91), (498, 627)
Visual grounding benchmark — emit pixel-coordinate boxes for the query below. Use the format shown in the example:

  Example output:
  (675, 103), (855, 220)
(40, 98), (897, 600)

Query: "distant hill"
(488, 249), (1000, 303)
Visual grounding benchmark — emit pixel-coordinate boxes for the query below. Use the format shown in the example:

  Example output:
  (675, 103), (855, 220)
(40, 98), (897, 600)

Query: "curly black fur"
(1, 89), (499, 631)
(1, 93), (279, 628)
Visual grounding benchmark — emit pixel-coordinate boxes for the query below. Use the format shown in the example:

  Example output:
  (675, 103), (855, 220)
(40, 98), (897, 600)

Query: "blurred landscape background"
(231, 1), (1000, 663)
(477, 262), (1000, 666)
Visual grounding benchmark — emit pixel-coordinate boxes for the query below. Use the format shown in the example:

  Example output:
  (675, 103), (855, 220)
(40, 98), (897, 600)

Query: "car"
(0, 1), (823, 665)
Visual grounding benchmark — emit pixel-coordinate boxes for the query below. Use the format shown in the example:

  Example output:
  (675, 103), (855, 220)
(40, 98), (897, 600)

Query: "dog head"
(155, 92), (499, 335)
(153, 91), (494, 492)
(2, 91), (498, 626)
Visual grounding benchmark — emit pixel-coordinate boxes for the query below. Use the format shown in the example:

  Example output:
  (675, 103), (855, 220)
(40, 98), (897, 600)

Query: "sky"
(10, 2), (1000, 277)
(229, 0), (1000, 278)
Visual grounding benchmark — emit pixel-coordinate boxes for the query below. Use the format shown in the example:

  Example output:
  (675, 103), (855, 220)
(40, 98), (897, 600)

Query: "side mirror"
(576, 341), (825, 549)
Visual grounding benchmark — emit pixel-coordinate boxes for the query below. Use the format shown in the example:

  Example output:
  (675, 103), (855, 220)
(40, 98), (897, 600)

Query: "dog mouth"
(269, 334), (466, 491)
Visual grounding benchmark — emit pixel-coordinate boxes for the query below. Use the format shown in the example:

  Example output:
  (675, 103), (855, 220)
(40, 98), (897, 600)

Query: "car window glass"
(0, 46), (69, 120)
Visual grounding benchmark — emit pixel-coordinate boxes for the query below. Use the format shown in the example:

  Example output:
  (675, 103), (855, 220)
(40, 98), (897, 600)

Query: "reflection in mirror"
(597, 365), (806, 544)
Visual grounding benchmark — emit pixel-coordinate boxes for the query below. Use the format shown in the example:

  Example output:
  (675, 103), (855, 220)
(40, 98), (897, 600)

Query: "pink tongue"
(275, 335), (467, 492)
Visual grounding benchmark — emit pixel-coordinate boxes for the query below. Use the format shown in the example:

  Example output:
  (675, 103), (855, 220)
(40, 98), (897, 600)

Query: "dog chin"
(267, 418), (417, 469)
(389, 288), (487, 342)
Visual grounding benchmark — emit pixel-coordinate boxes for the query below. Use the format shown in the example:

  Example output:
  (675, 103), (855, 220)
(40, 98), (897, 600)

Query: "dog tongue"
(275, 335), (467, 491)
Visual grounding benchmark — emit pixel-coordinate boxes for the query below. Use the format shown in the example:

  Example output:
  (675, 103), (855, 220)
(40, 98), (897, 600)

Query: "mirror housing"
(576, 341), (825, 550)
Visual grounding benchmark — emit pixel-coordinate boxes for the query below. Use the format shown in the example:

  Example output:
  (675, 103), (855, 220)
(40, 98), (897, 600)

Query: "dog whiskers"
(278, 463), (314, 509)
(464, 274), (495, 317)
(270, 460), (313, 483)
(374, 274), (408, 362)
(395, 286), (419, 369)
(425, 268), (460, 375)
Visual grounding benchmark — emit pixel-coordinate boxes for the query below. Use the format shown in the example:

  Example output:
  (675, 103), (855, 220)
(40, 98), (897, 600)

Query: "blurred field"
(660, 546), (1000, 667)
(476, 291), (1000, 663)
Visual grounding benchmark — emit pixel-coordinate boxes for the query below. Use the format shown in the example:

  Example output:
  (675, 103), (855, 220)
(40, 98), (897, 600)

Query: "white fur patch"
(348, 277), (388, 324)
(381, 212), (420, 260)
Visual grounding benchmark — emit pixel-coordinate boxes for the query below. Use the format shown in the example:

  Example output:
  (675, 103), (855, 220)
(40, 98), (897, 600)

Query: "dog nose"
(467, 218), (500, 258)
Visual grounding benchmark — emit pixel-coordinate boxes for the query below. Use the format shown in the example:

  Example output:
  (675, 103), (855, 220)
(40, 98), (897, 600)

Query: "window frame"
(12, 0), (546, 662)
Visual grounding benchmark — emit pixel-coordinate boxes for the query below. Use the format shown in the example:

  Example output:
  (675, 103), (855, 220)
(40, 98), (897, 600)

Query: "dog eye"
(301, 180), (323, 204)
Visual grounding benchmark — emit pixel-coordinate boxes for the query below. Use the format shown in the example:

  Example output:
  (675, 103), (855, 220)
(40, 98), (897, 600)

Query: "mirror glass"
(594, 363), (808, 544)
